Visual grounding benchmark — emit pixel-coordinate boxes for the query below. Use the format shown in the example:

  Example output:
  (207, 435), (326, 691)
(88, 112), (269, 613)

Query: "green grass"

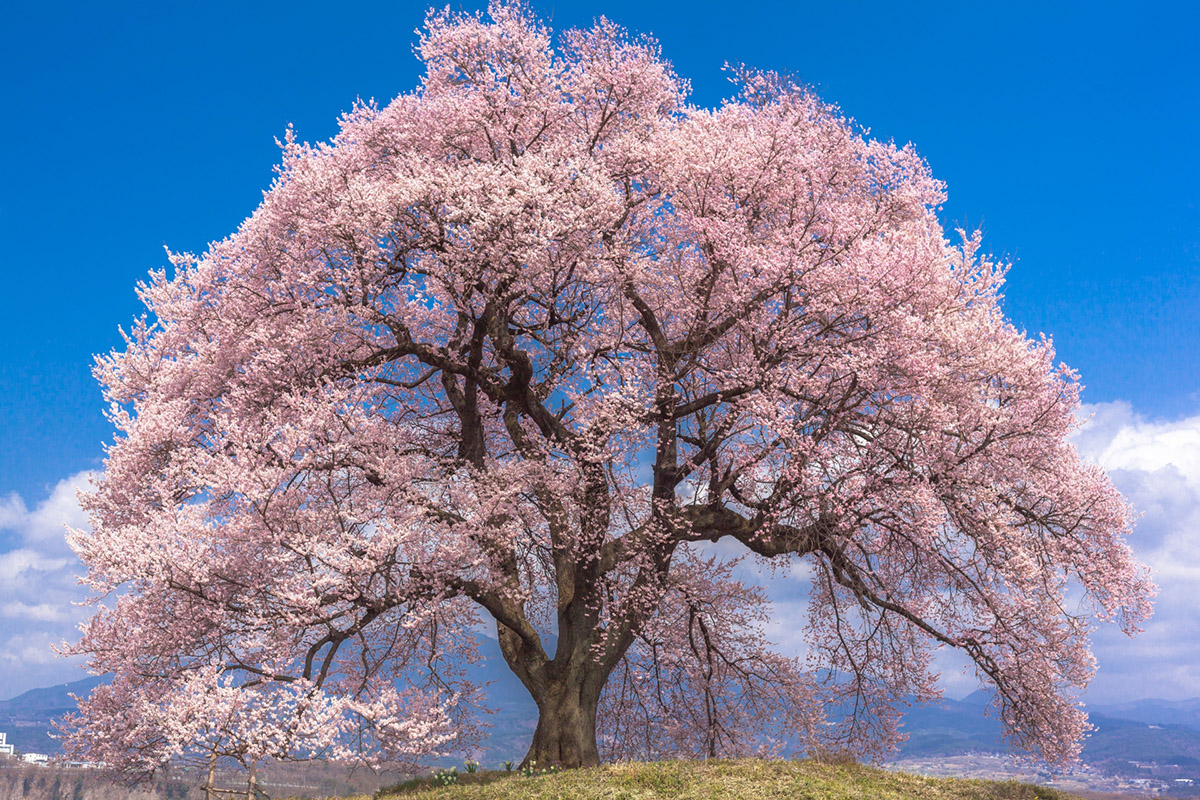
(345, 759), (1080, 800)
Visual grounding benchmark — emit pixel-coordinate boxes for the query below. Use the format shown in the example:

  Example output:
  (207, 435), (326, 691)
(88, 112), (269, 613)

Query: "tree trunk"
(495, 564), (630, 770)
(204, 751), (216, 800)
(523, 678), (601, 769)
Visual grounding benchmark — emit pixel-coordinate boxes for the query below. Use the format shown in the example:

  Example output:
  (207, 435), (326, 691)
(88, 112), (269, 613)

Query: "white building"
(21, 753), (49, 765)
(0, 732), (13, 757)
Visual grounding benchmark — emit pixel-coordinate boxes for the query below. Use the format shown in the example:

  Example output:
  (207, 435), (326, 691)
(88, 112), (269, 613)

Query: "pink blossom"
(63, 0), (1153, 774)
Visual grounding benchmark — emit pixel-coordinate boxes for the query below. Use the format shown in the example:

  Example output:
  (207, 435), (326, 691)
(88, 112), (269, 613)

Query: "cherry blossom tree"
(62, 1), (1154, 774)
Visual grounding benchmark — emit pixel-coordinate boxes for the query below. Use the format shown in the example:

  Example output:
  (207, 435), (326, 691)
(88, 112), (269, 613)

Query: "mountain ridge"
(3, 664), (1197, 772)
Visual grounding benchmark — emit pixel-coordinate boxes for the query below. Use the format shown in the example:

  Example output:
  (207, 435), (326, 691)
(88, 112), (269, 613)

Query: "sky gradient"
(1, 1), (1197, 703)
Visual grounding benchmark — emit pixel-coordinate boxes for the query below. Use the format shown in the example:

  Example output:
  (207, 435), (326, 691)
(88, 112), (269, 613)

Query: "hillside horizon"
(4, 671), (1198, 760)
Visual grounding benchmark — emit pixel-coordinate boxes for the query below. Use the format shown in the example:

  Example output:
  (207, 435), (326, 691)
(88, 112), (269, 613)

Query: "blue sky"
(0, 1), (1197, 702)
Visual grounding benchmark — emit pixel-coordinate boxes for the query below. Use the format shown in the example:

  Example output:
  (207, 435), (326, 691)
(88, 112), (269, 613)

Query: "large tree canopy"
(63, 1), (1153, 774)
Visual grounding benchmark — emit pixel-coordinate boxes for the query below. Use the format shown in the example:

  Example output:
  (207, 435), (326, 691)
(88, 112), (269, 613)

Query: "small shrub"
(464, 759), (478, 773)
(502, 760), (515, 772)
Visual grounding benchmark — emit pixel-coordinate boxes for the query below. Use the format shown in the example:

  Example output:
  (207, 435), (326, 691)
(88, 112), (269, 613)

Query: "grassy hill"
(333, 759), (1080, 800)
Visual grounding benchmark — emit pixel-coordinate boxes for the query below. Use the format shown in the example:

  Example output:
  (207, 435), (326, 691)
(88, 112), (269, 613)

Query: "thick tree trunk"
(523, 678), (602, 768)
(497, 619), (614, 769)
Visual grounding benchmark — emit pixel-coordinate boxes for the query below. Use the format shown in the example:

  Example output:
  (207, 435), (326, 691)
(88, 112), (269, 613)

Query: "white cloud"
(0, 632), (74, 667)
(0, 602), (74, 623)
(728, 401), (1200, 705)
(15, 474), (94, 549)
(1074, 402), (1200, 703)
(0, 493), (28, 530)
(0, 471), (98, 699)
(1076, 401), (1200, 481)
(0, 549), (71, 583)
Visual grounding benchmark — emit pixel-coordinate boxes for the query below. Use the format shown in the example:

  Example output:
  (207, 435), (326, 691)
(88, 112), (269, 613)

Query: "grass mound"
(361, 758), (1077, 800)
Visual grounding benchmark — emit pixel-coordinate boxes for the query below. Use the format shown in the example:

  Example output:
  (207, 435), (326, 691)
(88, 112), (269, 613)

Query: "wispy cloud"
(0, 471), (97, 699)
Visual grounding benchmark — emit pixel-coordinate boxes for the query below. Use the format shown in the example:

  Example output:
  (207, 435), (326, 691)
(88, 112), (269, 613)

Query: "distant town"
(894, 752), (1200, 798)
(0, 730), (99, 769)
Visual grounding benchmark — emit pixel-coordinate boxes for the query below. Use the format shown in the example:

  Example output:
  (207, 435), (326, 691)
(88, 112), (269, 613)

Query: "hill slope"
(362, 759), (1079, 800)
(897, 691), (1200, 773)
(1088, 699), (1200, 732)
(0, 675), (109, 754)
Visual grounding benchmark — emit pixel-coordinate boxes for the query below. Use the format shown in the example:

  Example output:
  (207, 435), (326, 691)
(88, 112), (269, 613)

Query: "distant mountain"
(470, 633), (539, 711)
(465, 634), (539, 762)
(0, 674), (110, 754)
(0, 639), (540, 760)
(897, 692), (1003, 757)
(1088, 698), (1200, 732)
(0, 675), (110, 715)
(5, 658), (1199, 774)
(1085, 713), (1200, 765)
(894, 691), (1200, 778)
